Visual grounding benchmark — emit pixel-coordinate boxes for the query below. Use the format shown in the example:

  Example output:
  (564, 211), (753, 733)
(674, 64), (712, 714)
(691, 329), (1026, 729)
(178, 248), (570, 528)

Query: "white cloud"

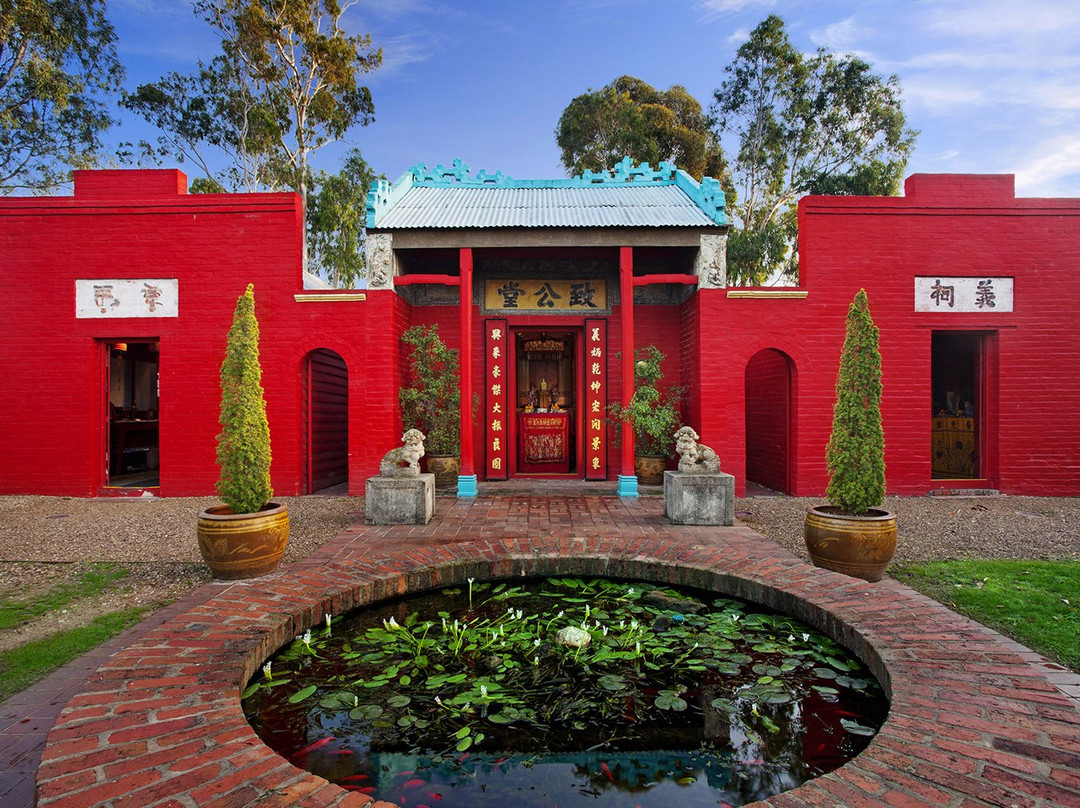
(897, 77), (986, 112)
(919, 0), (1080, 40)
(1013, 135), (1080, 196)
(696, 0), (777, 22)
(371, 34), (435, 80)
(809, 16), (867, 52)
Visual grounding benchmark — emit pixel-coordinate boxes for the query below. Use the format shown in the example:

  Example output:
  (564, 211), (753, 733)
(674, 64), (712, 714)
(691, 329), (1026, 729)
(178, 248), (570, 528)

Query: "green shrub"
(825, 289), (885, 514)
(399, 324), (461, 456)
(215, 284), (273, 514)
(608, 345), (683, 457)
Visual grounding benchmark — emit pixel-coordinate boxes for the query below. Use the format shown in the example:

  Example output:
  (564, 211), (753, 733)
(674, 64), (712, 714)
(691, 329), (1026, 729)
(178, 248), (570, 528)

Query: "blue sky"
(107, 0), (1080, 197)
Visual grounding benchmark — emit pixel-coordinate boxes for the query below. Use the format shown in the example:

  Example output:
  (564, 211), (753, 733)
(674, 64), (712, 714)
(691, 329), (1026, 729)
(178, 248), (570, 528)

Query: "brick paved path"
(30, 495), (1080, 807)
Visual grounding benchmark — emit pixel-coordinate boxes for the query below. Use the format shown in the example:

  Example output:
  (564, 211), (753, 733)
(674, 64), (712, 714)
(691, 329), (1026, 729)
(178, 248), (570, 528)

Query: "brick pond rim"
(37, 534), (1080, 807)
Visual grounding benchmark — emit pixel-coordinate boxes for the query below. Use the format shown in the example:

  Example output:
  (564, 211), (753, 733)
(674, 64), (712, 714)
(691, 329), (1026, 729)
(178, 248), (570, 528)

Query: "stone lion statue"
(379, 429), (426, 477)
(674, 426), (721, 474)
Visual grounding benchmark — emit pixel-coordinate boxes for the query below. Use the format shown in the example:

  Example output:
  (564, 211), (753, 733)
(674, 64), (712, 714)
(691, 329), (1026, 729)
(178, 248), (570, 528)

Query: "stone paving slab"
(28, 495), (1080, 807)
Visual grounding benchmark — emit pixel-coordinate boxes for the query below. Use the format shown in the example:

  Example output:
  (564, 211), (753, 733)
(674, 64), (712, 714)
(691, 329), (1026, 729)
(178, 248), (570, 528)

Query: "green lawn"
(892, 559), (1080, 672)
(0, 609), (150, 702)
(0, 562), (130, 630)
(0, 563), (150, 703)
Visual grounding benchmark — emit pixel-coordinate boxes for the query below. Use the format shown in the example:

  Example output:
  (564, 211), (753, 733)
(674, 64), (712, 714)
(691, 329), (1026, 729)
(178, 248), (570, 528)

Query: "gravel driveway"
(1, 492), (1077, 653)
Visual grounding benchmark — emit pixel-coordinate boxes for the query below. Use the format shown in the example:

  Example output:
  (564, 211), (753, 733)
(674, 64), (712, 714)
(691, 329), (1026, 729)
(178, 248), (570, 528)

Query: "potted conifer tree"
(399, 324), (461, 489)
(804, 289), (896, 581)
(608, 345), (683, 485)
(197, 284), (290, 579)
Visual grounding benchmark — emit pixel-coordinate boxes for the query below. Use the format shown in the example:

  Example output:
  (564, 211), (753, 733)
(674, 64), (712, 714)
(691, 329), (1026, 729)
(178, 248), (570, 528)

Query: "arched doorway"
(744, 349), (795, 494)
(303, 348), (348, 493)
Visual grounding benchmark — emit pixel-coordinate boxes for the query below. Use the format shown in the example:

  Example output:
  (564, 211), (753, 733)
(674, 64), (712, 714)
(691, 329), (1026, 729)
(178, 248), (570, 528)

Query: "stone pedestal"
(663, 470), (735, 526)
(365, 474), (435, 525)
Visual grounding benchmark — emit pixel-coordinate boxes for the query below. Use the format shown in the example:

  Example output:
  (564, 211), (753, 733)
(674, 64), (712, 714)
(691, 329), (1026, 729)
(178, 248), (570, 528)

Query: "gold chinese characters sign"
(485, 280), (607, 313)
(485, 319), (509, 480)
(585, 318), (607, 480)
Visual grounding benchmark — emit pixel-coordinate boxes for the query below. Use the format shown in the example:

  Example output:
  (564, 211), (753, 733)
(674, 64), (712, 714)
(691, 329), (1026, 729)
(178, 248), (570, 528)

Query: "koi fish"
(341, 785), (376, 794)
(600, 762), (616, 783)
(338, 774), (369, 783)
(291, 736), (336, 757)
(428, 792), (443, 800)
(402, 778), (427, 789)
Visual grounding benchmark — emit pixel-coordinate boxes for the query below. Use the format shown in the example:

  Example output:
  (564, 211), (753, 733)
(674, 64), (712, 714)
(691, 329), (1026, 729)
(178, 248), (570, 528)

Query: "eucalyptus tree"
(306, 148), (377, 288)
(0, 0), (124, 192)
(191, 0), (381, 202)
(712, 15), (916, 285)
(556, 75), (727, 182)
(124, 0), (382, 284)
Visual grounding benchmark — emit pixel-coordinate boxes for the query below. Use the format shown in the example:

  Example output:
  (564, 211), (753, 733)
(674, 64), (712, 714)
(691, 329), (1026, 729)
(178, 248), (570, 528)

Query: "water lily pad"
(288, 684), (318, 704)
(840, 718), (878, 736)
(348, 704), (383, 721)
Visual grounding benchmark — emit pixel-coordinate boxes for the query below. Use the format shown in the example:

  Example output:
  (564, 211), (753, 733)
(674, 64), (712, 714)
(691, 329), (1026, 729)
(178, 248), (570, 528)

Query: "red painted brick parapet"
(37, 509), (1080, 807)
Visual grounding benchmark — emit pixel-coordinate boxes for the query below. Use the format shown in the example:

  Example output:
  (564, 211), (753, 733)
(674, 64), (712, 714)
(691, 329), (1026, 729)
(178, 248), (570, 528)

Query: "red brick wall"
(4, 170), (1078, 498)
(0, 170), (379, 497)
(745, 348), (791, 492)
(784, 174), (1080, 496)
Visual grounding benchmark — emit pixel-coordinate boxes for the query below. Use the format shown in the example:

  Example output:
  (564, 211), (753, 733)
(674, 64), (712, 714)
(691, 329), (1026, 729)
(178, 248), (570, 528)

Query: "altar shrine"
(2, 164), (1080, 499)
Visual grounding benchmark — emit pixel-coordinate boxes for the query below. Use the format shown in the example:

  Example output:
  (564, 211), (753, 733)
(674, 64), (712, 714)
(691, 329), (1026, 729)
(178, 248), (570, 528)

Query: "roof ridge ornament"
(366, 157), (727, 227)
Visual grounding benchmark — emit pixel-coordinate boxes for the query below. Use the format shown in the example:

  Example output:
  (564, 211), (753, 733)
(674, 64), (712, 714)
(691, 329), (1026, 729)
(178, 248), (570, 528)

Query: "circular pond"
(243, 577), (887, 807)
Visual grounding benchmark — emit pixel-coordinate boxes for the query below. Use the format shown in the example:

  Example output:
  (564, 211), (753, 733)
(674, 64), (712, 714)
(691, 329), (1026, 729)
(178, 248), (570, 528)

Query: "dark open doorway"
(931, 332), (983, 480)
(105, 340), (160, 487)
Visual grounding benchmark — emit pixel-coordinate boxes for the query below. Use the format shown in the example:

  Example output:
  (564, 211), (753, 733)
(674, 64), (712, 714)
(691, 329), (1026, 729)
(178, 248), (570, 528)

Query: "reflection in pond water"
(244, 578), (887, 807)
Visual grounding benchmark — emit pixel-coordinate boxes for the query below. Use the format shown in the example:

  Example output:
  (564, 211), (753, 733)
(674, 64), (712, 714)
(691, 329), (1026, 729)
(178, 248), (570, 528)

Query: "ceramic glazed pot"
(197, 502), (290, 580)
(425, 454), (460, 489)
(634, 454), (666, 486)
(804, 505), (897, 582)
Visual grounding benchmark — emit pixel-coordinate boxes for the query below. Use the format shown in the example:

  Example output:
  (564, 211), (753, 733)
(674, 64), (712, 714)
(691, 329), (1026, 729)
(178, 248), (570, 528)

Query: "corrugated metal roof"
(374, 185), (718, 229)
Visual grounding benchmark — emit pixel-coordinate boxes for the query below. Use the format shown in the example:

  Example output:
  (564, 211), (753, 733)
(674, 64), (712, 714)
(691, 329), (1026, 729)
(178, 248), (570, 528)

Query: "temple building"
(1, 163), (1078, 498)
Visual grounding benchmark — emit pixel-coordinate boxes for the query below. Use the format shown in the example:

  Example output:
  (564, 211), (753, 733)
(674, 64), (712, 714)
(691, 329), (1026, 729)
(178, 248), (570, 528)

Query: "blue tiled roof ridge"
(366, 156), (727, 228)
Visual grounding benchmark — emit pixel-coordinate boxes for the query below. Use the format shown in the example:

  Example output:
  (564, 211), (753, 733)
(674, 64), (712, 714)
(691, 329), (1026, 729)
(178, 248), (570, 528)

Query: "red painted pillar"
(458, 248), (477, 496)
(618, 246), (638, 497)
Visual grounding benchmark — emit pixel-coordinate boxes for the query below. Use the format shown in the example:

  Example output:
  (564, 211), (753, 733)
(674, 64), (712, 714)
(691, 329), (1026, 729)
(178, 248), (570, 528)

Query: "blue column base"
(457, 474), (478, 498)
(617, 475), (639, 498)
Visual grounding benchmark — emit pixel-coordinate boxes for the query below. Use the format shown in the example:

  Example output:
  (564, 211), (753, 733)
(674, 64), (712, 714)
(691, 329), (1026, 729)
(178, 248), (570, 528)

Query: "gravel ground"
(0, 493), (1077, 654)
(737, 494), (1080, 563)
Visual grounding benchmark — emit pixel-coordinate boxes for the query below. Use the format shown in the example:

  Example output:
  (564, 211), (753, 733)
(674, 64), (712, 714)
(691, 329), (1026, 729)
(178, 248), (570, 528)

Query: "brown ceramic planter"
(424, 454), (460, 489)
(197, 502), (289, 580)
(635, 454), (666, 486)
(804, 505), (897, 582)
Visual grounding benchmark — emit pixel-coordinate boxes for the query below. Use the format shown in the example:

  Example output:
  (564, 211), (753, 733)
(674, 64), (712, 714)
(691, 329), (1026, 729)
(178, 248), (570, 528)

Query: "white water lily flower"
(628, 587), (636, 596)
(802, 633), (810, 642)
(557, 610), (564, 618)
(534, 638), (541, 647)
(302, 630), (312, 646)
(435, 695), (442, 705)
(602, 626), (609, 636)
(533, 655), (539, 665)
(262, 661), (272, 680)
(480, 685), (488, 698)
(468, 577), (475, 584)
(353, 695), (359, 707)
(325, 613), (332, 627)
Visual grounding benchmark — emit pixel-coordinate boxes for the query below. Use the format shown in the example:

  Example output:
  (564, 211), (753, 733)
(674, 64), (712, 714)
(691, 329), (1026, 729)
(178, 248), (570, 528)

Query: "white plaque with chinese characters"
(914, 277), (1012, 313)
(76, 279), (179, 318)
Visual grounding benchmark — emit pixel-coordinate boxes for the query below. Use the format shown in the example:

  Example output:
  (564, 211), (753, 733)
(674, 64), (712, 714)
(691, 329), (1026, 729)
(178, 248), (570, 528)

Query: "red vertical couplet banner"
(585, 318), (607, 480)
(485, 319), (509, 480)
